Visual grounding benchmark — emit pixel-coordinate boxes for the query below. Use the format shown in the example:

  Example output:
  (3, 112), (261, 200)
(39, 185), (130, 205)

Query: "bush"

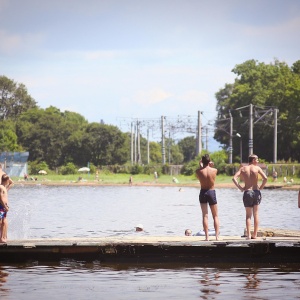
(28, 161), (49, 175)
(60, 162), (77, 175)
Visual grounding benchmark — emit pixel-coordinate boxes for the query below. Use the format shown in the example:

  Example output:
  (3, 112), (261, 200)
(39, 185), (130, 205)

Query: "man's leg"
(245, 207), (253, 239)
(200, 203), (209, 241)
(252, 205), (259, 239)
(0, 218), (6, 243)
(210, 204), (219, 240)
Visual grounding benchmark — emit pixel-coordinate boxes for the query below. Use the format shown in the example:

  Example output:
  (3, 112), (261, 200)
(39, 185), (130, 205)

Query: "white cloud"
(132, 88), (173, 106)
(0, 30), (21, 53)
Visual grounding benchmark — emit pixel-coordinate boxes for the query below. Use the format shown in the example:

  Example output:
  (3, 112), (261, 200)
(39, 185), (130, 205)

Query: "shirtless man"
(195, 154), (219, 241)
(0, 174), (10, 243)
(0, 164), (14, 190)
(232, 154), (268, 239)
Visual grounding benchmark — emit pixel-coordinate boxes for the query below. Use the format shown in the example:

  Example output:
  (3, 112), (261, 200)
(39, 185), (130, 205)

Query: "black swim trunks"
(199, 189), (217, 206)
(243, 190), (261, 207)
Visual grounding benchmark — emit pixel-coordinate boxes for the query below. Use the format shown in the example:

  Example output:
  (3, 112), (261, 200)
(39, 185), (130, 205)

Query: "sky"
(1, 0), (300, 151)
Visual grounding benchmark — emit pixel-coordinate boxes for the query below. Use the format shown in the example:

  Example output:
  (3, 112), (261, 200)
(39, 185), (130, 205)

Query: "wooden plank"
(0, 236), (299, 264)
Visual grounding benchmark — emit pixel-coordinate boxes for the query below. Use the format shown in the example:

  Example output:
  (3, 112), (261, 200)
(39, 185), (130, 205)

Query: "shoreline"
(13, 180), (300, 190)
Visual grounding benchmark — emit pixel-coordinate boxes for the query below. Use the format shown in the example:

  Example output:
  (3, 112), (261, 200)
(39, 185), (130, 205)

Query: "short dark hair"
(1, 174), (9, 182)
(202, 154), (210, 166)
(248, 154), (258, 163)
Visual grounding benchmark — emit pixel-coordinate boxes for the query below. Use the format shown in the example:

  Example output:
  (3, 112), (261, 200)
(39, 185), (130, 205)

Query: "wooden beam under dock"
(0, 235), (299, 265)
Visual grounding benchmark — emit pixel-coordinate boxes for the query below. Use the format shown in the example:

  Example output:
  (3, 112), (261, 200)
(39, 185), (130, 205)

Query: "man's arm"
(298, 190), (300, 208)
(232, 169), (244, 192)
(258, 168), (268, 190)
(7, 178), (14, 191)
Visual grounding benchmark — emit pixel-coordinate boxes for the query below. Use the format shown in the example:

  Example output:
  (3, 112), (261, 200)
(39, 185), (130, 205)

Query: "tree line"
(0, 75), (198, 173)
(1, 58), (300, 174)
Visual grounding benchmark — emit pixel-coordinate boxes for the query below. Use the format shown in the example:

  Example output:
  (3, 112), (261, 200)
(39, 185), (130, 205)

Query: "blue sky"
(1, 0), (300, 150)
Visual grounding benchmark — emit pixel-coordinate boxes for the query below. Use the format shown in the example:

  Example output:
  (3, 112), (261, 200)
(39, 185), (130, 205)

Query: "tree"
(0, 120), (21, 151)
(80, 123), (130, 166)
(0, 75), (37, 120)
(16, 107), (88, 168)
(178, 136), (197, 162)
(214, 59), (300, 162)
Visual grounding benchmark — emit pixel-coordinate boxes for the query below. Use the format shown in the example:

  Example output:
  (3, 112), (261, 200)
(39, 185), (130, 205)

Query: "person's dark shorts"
(243, 190), (261, 207)
(199, 189), (217, 206)
(0, 208), (6, 219)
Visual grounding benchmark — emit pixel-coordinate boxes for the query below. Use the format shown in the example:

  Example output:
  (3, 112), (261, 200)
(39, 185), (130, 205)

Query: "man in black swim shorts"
(243, 190), (261, 207)
(232, 154), (267, 240)
(199, 189), (217, 206)
(196, 154), (219, 241)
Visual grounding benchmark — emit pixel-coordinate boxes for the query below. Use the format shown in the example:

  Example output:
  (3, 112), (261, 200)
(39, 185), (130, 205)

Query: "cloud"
(0, 30), (22, 53)
(0, 30), (44, 55)
(132, 88), (173, 106)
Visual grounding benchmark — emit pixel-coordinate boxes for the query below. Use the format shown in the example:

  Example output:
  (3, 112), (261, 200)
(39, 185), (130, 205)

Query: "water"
(1, 185), (299, 299)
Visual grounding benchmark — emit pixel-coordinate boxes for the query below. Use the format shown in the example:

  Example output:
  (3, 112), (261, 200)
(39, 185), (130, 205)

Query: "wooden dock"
(1, 235), (300, 265)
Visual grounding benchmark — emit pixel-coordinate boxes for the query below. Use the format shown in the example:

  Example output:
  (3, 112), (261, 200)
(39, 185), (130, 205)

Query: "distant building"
(0, 152), (29, 177)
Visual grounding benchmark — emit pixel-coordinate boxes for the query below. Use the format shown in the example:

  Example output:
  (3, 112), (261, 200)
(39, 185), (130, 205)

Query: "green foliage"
(0, 76), (37, 121)
(214, 59), (300, 163)
(178, 136), (197, 162)
(60, 162), (77, 175)
(29, 161), (49, 175)
(130, 164), (144, 175)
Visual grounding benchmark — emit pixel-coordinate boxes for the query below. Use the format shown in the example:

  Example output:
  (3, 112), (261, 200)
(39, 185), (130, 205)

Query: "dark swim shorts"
(243, 190), (261, 207)
(199, 189), (217, 206)
(0, 208), (6, 219)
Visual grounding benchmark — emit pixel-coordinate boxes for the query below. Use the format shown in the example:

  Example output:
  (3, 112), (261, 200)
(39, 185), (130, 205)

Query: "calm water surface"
(0, 185), (299, 299)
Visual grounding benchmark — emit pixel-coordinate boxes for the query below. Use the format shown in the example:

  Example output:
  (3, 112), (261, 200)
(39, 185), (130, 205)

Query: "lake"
(0, 185), (299, 299)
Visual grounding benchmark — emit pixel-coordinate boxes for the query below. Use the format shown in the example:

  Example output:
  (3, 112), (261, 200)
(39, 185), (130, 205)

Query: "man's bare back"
(196, 166), (217, 190)
(233, 157), (267, 191)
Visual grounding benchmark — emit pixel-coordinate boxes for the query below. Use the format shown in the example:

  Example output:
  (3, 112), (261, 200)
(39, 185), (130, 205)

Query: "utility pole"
(161, 116), (166, 164)
(131, 121), (134, 165)
(196, 111), (202, 155)
(273, 108), (278, 163)
(229, 110), (233, 164)
(147, 128), (150, 164)
(249, 103), (253, 155)
(137, 121), (141, 164)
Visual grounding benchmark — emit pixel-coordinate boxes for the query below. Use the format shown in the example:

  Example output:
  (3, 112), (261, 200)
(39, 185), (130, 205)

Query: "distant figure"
(129, 176), (133, 186)
(0, 174), (11, 243)
(95, 170), (99, 181)
(195, 154), (219, 241)
(232, 154), (268, 240)
(135, 224), (143, 232)
(172, 177), (179, 183)
(272, 171), (277, 182)
(283, 177), (287, 183)
(0, 164), (13, 190)
(185, 229), (192, 236)
(154, 171), (158, 180)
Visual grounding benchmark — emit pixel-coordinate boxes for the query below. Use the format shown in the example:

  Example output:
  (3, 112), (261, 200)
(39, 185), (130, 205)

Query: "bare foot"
(246, 236), (251, 240)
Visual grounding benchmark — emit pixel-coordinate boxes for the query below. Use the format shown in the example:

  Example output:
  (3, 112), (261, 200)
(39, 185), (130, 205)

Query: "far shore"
(13, 179), (300, 191)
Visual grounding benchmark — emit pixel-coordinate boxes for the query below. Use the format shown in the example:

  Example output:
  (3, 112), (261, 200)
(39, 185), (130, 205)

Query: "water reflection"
(245, 271), (260, 290)
(0, 262), (299, 299)
(0, 268), (9, 295)
(197, 269), (221, 298)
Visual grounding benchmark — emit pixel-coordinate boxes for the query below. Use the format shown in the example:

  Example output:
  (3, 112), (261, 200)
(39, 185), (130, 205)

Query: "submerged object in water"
(194, 229), (217, 236)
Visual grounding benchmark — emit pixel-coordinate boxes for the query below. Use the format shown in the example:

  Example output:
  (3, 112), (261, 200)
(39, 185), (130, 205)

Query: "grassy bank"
(11, 173), (300, 188)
